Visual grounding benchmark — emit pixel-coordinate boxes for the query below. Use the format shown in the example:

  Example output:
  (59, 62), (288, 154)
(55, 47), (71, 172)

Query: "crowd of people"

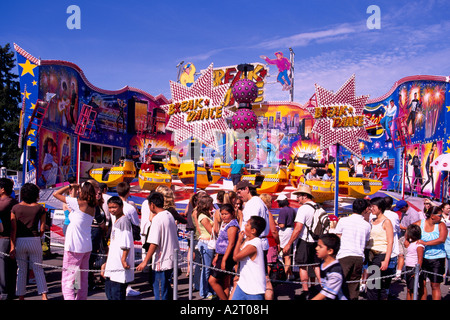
(1, 175), (450, 301)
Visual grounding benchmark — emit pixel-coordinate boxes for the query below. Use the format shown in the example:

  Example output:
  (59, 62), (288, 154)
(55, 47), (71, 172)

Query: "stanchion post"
(189, 231), (194, 300)
(413, 263), (420, 300)
(173, 249), (179, 300)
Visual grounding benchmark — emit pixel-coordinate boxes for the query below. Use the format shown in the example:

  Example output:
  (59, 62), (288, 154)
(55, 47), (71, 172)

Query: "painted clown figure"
(261, 51), (292, 91)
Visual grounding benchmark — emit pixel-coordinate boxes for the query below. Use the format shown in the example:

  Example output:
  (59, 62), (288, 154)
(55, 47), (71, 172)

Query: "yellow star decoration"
(32, 80), (37, 86)
(30, 102), (36, 110)
(29, 129), (36, 136)
(446, 147), (450, 154)
(26, 140), (35, 147)
(18, 59), (37, 77)
(447, 105), (450, 112)
(21, 90), (31, 100)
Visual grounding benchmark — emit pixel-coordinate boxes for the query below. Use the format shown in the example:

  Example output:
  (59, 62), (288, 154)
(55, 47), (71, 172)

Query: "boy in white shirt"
(232, 216), (267, 300)
(136, 191), (179, 300)
(101, 196), (134, 300)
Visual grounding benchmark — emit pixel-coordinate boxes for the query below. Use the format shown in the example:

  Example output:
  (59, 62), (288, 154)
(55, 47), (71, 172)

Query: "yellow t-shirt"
(197, 213), (213, 240)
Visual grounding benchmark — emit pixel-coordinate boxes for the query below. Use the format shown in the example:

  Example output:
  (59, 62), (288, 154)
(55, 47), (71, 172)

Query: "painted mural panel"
(224, 104), (321, 168)
(364, 80), (448, 198)
(39, 65), (79, 131)
(36, 128), (74, 188)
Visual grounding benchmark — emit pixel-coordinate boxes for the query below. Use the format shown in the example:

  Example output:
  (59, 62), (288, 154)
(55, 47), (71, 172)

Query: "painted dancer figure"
(261, 51), (292, 91)
(406, 92), (421, 137)
(421, 142), (437, 195)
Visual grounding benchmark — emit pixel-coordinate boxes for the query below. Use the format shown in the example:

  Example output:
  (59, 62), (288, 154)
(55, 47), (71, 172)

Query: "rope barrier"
(5, 231), (450, 300)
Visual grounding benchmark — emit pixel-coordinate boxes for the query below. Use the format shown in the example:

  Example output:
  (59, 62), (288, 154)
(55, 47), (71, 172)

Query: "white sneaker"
(126, 286), (140, 296)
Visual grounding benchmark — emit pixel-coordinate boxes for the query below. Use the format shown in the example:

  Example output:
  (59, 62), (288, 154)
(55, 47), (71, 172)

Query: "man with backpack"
(283, 185), (329, 299)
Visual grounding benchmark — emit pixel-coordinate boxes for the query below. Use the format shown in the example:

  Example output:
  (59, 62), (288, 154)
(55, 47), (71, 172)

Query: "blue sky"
(1, 0), (450, 104)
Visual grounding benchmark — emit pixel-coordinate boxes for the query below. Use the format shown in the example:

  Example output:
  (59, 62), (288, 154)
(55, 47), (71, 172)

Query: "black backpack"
(269, 259), (287, 282)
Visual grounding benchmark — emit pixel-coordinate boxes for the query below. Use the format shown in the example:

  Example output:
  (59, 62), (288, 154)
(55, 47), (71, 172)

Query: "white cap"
(276, 194), (287, 201)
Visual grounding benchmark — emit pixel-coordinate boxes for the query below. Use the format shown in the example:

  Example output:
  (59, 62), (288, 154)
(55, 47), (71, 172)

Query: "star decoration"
(160, 63), (233, 151)
(18, 59), (37, 77)
(306, 74), (373, 159)
(21, 89), (31, 100)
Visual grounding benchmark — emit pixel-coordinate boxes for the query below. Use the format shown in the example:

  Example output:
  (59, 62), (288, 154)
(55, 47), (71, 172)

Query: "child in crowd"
(404, 224), (424, 300)
(311, 233), (349, 300)
(231, 216), (267, 300)
(208, 203), (239, 300)
(101, 196), (134, 300)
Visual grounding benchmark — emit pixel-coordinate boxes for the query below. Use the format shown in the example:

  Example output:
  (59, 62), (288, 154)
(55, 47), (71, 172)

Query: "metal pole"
(173, 249), (178, 300)
(402, 147), (406, 200)
(334, 144), (340, 217)
(289, 47), (295, 102)
(413, 263), (420, 300)
(189, 231), (194, 300)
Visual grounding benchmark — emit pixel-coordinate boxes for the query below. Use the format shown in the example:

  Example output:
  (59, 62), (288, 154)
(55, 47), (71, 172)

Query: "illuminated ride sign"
(305, 74), (373, 159)
(210, 63), (268, 107)
(313, 105), (365, 128)
(167, 98), (224, 123)
(160, 63), (233, 151)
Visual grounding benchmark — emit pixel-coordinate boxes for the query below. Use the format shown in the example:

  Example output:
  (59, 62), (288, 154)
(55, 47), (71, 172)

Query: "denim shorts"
(231, 284), (264, 300)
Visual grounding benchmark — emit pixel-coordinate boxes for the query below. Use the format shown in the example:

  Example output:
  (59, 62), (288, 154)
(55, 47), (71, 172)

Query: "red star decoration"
(306, 75), (373, 159)
(160, 64), (233, 150)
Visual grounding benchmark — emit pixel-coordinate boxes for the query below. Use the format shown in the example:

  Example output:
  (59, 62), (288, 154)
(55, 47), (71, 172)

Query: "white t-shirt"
(237, 237), (266, 295)
(147, 210), (179, 271)
(294, 201), (316, 243)
(384, 209), (400, 257)
(335, 214), (371, 260)
(140, 200), (151, 245)
(242, 196), (270, 250)
(64, 196), (94, 253)
(102, 193), (112, 223)
(123, 201), (140, 226)
(104, 215), (135, 283)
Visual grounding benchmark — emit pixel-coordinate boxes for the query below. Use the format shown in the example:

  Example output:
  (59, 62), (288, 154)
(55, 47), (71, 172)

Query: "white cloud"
(263, 19), (450, 104)
(257, 24), (359, 49)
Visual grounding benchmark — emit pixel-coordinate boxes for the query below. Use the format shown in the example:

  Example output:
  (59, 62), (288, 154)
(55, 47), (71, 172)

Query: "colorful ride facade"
(15, 44), (450, 200)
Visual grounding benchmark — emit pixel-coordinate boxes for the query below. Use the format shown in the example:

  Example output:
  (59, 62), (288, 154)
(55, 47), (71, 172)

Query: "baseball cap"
(276, 194), (288, 201)
(393, 200), (408, 211)
(236, 180), (257, 190)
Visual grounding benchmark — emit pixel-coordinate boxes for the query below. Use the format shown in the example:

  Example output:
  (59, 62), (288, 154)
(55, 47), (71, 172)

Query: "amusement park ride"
(87, 63), (385, 206)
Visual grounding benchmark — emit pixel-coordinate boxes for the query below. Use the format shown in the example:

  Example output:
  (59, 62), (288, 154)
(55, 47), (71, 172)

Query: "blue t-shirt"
(230, 159), (245, 175)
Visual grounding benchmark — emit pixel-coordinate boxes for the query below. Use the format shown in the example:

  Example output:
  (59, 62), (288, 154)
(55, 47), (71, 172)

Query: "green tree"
(0, 43), (22, 171)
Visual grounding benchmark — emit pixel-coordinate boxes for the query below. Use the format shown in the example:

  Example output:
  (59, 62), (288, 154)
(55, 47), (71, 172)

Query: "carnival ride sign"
(306, 75), (373, 159)
(161, 63), (233, 151)
(211, 63), (268, 107)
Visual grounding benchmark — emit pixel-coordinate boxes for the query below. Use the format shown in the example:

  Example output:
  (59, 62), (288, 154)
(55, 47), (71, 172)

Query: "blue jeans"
(380, 115), (393, 139)
(105, 278), (127, 300)
(197, 240), (214, 298)
(277, 70), (291, 86)
(231, 284), (264, 300)
(151, 269), (173, 300)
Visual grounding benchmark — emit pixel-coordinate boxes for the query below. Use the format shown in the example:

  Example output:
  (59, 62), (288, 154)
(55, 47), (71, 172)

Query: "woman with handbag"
(195, 195), (216, 299)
